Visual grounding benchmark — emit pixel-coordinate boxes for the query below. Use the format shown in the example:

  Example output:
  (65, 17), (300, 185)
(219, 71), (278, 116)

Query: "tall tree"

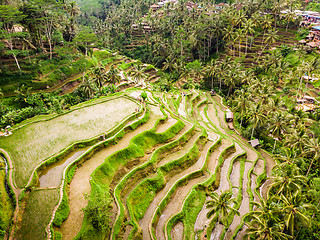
(0, 5), (25, 75)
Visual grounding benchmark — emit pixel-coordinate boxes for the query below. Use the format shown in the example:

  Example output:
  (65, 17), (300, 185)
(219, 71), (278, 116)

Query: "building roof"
(248, 139), (260, 148)
(226, 111), (233, 119)
(307, 42), (318, 47)
(312, 26), (320, 31)
(304, 95), (316, 100)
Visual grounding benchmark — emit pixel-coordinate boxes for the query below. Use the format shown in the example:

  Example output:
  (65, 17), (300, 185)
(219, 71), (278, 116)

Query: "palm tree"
(14, 84), (32, 104)
(284, 10), (297, 31)
(206, 191), (239, 226)
(269, 164), (307, 197)
(79, 77), (97, 99)
(216, 57), (230, 93)
(284, 128), (309, 156)
(91, 64), (108, 91)
(242, 18), (255, 56)
(234, 28), (244, 58)
(129, 64), (147, 85)
(106, 65), (121, 85)
(245, 214), (291, 240)
(279, 193), (314, 236)
(232, 88), (249, 128)
(245, 199), (291, 240)
(304, 138), (320, 176)
(260, 14), (272, 45)
(258, 29), (279, 61)
(223, 25), (235, 56)
(205, 59), (217, 90)
(267, 111), (288, 153)
(248, 102), (266, 140)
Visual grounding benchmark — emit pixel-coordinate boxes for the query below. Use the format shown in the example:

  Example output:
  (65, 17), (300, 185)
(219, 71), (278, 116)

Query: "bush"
(82, 193), (112, 232)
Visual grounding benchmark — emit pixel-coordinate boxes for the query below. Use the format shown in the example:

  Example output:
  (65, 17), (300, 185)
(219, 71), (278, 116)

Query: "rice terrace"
(2, 0), (320, 239)
(0, 86), (273, 240)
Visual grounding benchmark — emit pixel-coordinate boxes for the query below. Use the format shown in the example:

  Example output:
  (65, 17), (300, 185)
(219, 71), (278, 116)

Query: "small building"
(304, 95), (316, 103)
(302, 75), (318, 82)
(249, 139), (260, 148)
(225, 110), (233, 123)
(150, 4), (161, 11)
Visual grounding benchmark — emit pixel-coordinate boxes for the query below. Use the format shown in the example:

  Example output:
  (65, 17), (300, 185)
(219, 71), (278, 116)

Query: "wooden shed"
(226, 110), (233, 123)
(248, 139), (260, 148)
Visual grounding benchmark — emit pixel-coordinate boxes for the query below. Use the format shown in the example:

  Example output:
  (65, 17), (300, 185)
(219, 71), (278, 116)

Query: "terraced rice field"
(1, 89), (274, 240)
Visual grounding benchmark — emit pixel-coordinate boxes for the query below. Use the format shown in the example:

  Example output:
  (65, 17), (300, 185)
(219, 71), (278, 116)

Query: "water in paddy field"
(39, 147), (89, 188)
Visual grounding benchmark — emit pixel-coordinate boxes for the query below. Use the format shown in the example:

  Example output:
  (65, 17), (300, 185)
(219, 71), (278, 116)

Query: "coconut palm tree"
(129, 64), (147, 85)
(269, 164), (307, 198)
(267, 111), (289, 153)
(304, 138), (320, 176)
(205, 59), (217, 90)
(258, 29), (279, 61)
(245, 214), (291, 240)
(284, 128), (309, 156)
(248, 102), (267, 140)
(284, 10), (297, 31)
(279, 193), (314, 236)
(79, 77), (97, 99)
(244, 198), (291, 240)
(223, 25), (235, 57)
(242, 18), (255, 56)
(232, 88), (250, 128)
(106, 65), (121, 85)
(91, 64), (108, 91)
(14, 84), (32, 104)
(206, 191), (239, 226)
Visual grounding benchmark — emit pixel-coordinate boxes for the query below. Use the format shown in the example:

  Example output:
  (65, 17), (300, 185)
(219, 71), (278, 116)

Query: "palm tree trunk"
(245, 37), (248, 56)
(251, 126), (255, 140)
(82, 47), (88, 81)
(272, 139), (277, 153)
(306, 157), (316, 176)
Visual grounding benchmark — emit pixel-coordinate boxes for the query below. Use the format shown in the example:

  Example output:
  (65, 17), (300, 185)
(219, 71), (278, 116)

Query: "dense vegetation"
(2, 0), (320, 239)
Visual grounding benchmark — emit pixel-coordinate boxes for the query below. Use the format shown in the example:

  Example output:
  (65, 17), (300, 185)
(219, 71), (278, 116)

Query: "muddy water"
(59, 106), (164, 240)
(171, 222), (183, 240)
(39, 148), (89, 188)
(141, 141), (214, 240)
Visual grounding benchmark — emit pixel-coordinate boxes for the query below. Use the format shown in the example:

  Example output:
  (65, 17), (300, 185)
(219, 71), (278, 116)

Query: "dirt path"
(171, 222), (183, 240)
(59, 106), (164, 239)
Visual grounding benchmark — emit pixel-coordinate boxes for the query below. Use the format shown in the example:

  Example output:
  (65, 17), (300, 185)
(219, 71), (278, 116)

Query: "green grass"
(15, 188), (60, 240)
(0, 170), (14, 240)
(0, 96), (138, 188)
